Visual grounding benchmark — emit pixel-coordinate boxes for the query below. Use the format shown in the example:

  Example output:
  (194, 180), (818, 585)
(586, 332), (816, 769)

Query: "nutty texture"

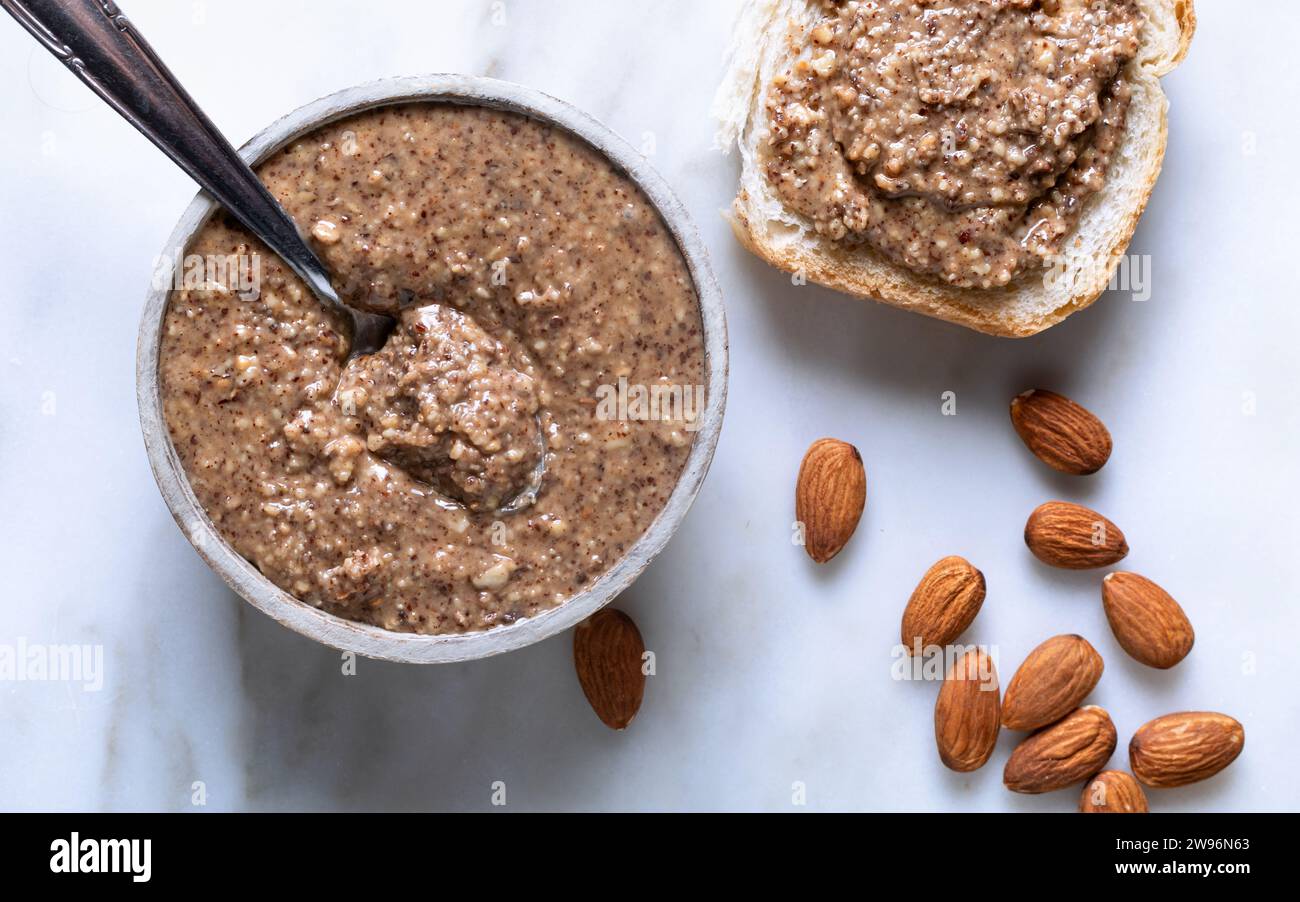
(160, 104), (705, 635)
(337, 304), (544, 512)
(762, 0), (1143, 287)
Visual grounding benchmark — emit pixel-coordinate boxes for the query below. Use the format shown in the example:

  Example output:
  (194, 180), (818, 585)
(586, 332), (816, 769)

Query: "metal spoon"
(2, 0), (393, 356)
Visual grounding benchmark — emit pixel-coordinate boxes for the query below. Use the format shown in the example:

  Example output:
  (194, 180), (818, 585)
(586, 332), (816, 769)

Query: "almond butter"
(1003, 705), (1117, 794)
(1080, 770), (1149, 813)
(1010, 389), (1113, 475)
(1102, 572), (1195, 669)
(901, 556), (986, 655)
(1001, 634), (1104, 731)
(795, 438), (867, 563)
(1129, 712), (1244, 788)
(1024, 501), (1128, 569)
(934, 647), (1001, 772)
(573, 608), (646, 730)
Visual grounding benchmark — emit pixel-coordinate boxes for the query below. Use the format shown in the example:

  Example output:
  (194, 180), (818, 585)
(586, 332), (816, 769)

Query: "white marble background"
(0, 0), (1296, 812)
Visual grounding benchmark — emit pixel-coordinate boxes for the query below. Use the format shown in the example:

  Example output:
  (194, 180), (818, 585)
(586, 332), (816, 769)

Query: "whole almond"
(934, 648), (1001, 772)
(795, 438), (867, 563)
(901, 556), (986, 655)
(1010, 389), (1113, 475)
(1129, 712), (1244, 788)
(1004, 706), (1117, 794)
(1102, 572), (1195, 669)
(573, 609), (645, 730)
(1024, 501), (1128, 569)
(1001, 634), (1104, 731)
(1080, 770), (1149, 813)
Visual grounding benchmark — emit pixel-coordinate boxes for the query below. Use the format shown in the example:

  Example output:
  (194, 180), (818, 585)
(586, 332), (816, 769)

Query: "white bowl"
(137, 75), (728, 663)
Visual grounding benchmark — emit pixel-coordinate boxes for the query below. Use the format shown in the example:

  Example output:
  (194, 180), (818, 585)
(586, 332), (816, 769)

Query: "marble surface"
(1, 0), (1296, 812)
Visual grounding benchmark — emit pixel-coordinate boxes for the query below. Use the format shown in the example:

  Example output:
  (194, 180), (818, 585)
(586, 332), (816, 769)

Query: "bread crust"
(717, 0), (1195, 337)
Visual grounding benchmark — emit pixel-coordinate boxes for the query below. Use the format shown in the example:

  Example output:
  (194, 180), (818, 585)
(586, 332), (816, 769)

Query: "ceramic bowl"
(137, 75), (727, 663)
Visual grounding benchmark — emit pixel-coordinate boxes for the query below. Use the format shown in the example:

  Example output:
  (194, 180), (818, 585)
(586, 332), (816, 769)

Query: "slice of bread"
(714, 0), (1196, 337)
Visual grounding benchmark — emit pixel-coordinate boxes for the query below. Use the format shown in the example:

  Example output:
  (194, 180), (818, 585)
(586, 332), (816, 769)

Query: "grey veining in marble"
(0, 0), (1296, 811)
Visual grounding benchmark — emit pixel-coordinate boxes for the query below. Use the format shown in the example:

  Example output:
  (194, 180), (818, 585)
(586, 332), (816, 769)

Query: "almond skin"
(1004, 706), (1117, 794)
(1010, 389), (1113, 475)
(1102, 572), (1195, 669)
(901, 556), (986, 655)
(573, 609), (646, 730)
(1001, 634), (1104, 731)
(1130, 712), (1244, 788)
(1080, 770), (1149, 813)
(1024, 501), (1128, 569)
(934, 648), (1001, 772)
(795, 438), (867, 563)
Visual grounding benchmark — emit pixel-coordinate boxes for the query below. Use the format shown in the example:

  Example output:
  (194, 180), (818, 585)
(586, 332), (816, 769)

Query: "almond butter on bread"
(714, 0), (1195, 336)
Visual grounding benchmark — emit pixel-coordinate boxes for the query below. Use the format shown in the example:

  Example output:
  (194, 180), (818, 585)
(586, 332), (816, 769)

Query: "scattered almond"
(1001, 634), (1104, 731)
(1004, 706), (1117, 794)
(1102, 572), (1194, 669)
(795, 438), (867, 563)
(1129, 712), (1244, 788)
(934, 647), (1001, 772)
(1024, 501), (1128, 569)
(901, 556), (986, 655)
(1010, 389), (1113, 475)
(573, 609), (646, 730)
(1080, 770), (1149, 813)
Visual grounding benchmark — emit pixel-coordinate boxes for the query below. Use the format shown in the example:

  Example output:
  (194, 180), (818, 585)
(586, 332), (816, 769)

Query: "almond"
(1001, 634), (1104, 731)
(1024, 501), (1128, 569)
(1129, 712), (1244, 788)
(795, 438), (867, 563)
(1004, 706), (1117, 794)
(901, 556), (986, 654)
(573, 609), (645, 730)
(1080, 770), (1149, 813)
(1102, 572), (1194, 669)
(1010, 389), (1113, 475)
(934, 648), (1001, 772)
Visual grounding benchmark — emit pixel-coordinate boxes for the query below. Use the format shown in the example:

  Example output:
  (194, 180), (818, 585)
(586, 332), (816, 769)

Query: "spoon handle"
(2, 0), (340, 305)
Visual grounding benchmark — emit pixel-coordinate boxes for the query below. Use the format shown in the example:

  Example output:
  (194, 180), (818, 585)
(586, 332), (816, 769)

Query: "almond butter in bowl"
(141, 77), (728, 661)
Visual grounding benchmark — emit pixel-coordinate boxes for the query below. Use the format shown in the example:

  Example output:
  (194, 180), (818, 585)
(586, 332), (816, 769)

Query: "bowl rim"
(136, 74), (728, 663)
